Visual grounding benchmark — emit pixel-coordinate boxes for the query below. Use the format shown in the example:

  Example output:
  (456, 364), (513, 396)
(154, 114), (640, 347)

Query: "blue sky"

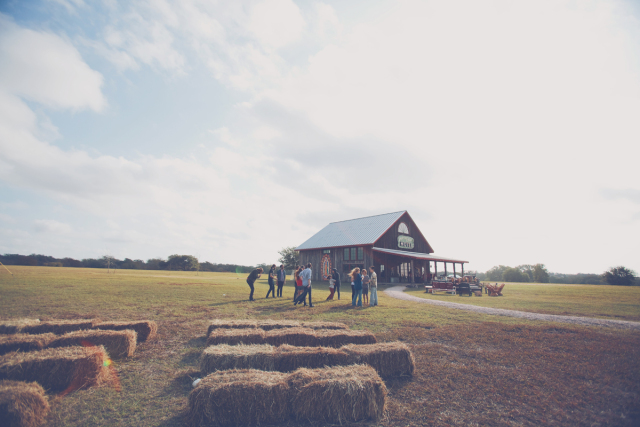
(1, 0), (639, 274)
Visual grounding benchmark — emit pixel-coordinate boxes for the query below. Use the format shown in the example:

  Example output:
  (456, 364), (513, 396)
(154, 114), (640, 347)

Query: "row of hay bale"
(201, 342), (415, 379)
(0, 330), (137, 359)
(206, 319), (348, 335)
(0, 346), (113, 394)
(0, 319), (157, 343)
(189, 364), (387, 426)
(207, 327), (376, 348)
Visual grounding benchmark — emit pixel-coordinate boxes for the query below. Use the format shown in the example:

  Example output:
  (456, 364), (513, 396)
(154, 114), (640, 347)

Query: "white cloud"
(34, 219), (72, 234)
(0, 14), (105, 112)
(248, 0), (306, 49)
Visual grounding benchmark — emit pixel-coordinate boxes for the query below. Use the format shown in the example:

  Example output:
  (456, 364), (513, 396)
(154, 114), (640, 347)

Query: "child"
(362, 268), (370, 306)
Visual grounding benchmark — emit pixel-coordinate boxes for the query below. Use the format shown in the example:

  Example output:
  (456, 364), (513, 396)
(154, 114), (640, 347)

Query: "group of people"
(348, 266), (378, 307)
(244, 264), (379, 308)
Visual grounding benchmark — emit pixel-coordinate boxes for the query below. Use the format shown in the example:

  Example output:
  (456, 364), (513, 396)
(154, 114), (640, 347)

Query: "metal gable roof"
(372, 247), (468, 263)
(296, 211), (406, 250)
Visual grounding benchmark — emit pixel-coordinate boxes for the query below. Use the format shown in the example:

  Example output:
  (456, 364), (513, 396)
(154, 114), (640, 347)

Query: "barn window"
(350, 248), (357, 260)
(357, 247), (363, 260)
(398, 222), (409, 234)
(344, 248), (349, 260)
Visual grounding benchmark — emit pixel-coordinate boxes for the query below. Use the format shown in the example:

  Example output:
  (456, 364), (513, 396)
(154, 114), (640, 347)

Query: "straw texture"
(20, 320), (97, 336)
(93, 321), (157, 342)
(0, 334), (56, 356)
(0, 319), (41, 335)
(48, 330), (136, 359)
(0, 380), (50, 427)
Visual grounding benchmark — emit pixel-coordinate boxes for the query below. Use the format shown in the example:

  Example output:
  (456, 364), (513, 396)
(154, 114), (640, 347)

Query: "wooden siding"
(374, 212), (433, 253)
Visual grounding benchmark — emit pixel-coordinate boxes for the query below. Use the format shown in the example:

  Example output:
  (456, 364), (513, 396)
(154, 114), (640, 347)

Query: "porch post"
(453, 263), (457, 278)
(462, 263), (465, 277)
(410, 259), (415, 283)
(444, 262), (448, 277)
(434, 261), (438, 278)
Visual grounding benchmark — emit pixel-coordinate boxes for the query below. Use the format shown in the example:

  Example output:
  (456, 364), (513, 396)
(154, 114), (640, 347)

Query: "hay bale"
(206, 329), (266, 346)
(48, 330), (136, 359)
(206, 319), (258, 337)
(300, 321), (348, 330)
(21, 320), (97, 335)
(264, 328), (319, 347)
(188, 369), (289, 427)
(0, 380), (50, 427)
(288, 364), (387, 423)
(0, 319), (41, 335)
(315, 329), (377, 347)
(256, 320), (301, 331)
(0, 346), (110, 393)
(342, 342), (415, 378)
(200, 344), (276, 374)
(0, 334), (56, 356)
(274, 344), (350, 372)
(93, 321), (157, 342)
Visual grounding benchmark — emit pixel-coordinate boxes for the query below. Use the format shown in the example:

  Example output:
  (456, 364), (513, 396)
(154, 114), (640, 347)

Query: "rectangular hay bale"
(274, 344), (350, 372)
(206, 320), (258, 337)
(189, 369), (289, 427)
(0, 380), (50, 427)
(300, 321), (348, 330)
(288, 364), (387, 423)
(256, 320), (301, 331)
(0, 334), (56, 356)
(341, 342), (415, 378)
(48, 330), (136, 359)
(0, 319), (41, 335)
(206, 329), (266, 346)
(93, 321), (157, 342)
(0, 346), (110, 393)
(21, 320), (98, 336)
(315, 329), (377, 347)
(264, 328), (319, 347)
(200, 344), (276, 374)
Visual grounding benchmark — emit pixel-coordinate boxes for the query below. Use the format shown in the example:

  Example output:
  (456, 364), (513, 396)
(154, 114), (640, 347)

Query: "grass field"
(1, 266), (639, 426)
(405, 282), (640, 321)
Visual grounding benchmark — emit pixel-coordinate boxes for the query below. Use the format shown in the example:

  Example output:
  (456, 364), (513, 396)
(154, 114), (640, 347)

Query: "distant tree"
(256, 263), (271, 272)
(485, 265), (509, 281)
(166, 255), (199, 271)
(502, 267), (529, 282)
(145, 258), (166, 270)
(278, 247), (299, 271)
(532, 264), (550, 283)
(516, 265), (533, 282)
(61, 258), (83, 268)
(602, 266), (636, 286)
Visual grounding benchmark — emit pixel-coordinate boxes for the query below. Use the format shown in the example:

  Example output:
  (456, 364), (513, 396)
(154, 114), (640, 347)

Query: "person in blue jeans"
(351, 267), (363, 307)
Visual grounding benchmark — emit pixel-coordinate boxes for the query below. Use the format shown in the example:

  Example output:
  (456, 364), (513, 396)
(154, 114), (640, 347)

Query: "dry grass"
(342, 342), (415, 378)
(0, 345), (111, 393)
(188, 369), (290, 427)
(206, 327), (377, 349)
(48, 330), (137, 359)
(93, 321), (157, 342)
(0, 380), (50, 427)
(288, 364), (387, 423)
(205, 319), (348, 336)
(0, 319), (41, 335)
(0, 334), (56, 356)
(21, 320), (98, 335)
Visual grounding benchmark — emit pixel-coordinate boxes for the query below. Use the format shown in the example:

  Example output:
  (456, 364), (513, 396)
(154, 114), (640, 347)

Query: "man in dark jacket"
(331, 268), (341, 300)
(246, 267), (263, 301)
(276, 264), (286, 297)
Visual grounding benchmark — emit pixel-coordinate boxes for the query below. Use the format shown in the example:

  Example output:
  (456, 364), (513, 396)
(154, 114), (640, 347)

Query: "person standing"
(266, 264), (276, 298)
(246, 267), (263, 301)
(351, 267), (362, 307)
(332, 268), (341, 300)
(277, 264), (286, 297)
(294, 263), (314, 307)
(362, 268), (370, 306)
(369, 266), (378, 306)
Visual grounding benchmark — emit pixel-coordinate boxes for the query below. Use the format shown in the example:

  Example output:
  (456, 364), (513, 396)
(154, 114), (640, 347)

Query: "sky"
(0, 0), (639, 274)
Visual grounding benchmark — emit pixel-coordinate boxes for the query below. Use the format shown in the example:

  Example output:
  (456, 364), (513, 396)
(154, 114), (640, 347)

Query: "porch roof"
(372, 247), (468, 264)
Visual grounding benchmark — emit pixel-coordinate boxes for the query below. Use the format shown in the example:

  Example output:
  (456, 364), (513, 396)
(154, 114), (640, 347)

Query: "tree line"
(0, 253), (256, 274)
(476, 264), (638, 286)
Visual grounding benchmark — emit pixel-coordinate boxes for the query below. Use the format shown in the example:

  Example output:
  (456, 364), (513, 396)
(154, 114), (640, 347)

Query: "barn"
(296, 211), (468, 285)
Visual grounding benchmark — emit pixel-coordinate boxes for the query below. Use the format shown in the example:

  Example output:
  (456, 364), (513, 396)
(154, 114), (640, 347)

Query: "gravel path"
(384, 286), (640, 331)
